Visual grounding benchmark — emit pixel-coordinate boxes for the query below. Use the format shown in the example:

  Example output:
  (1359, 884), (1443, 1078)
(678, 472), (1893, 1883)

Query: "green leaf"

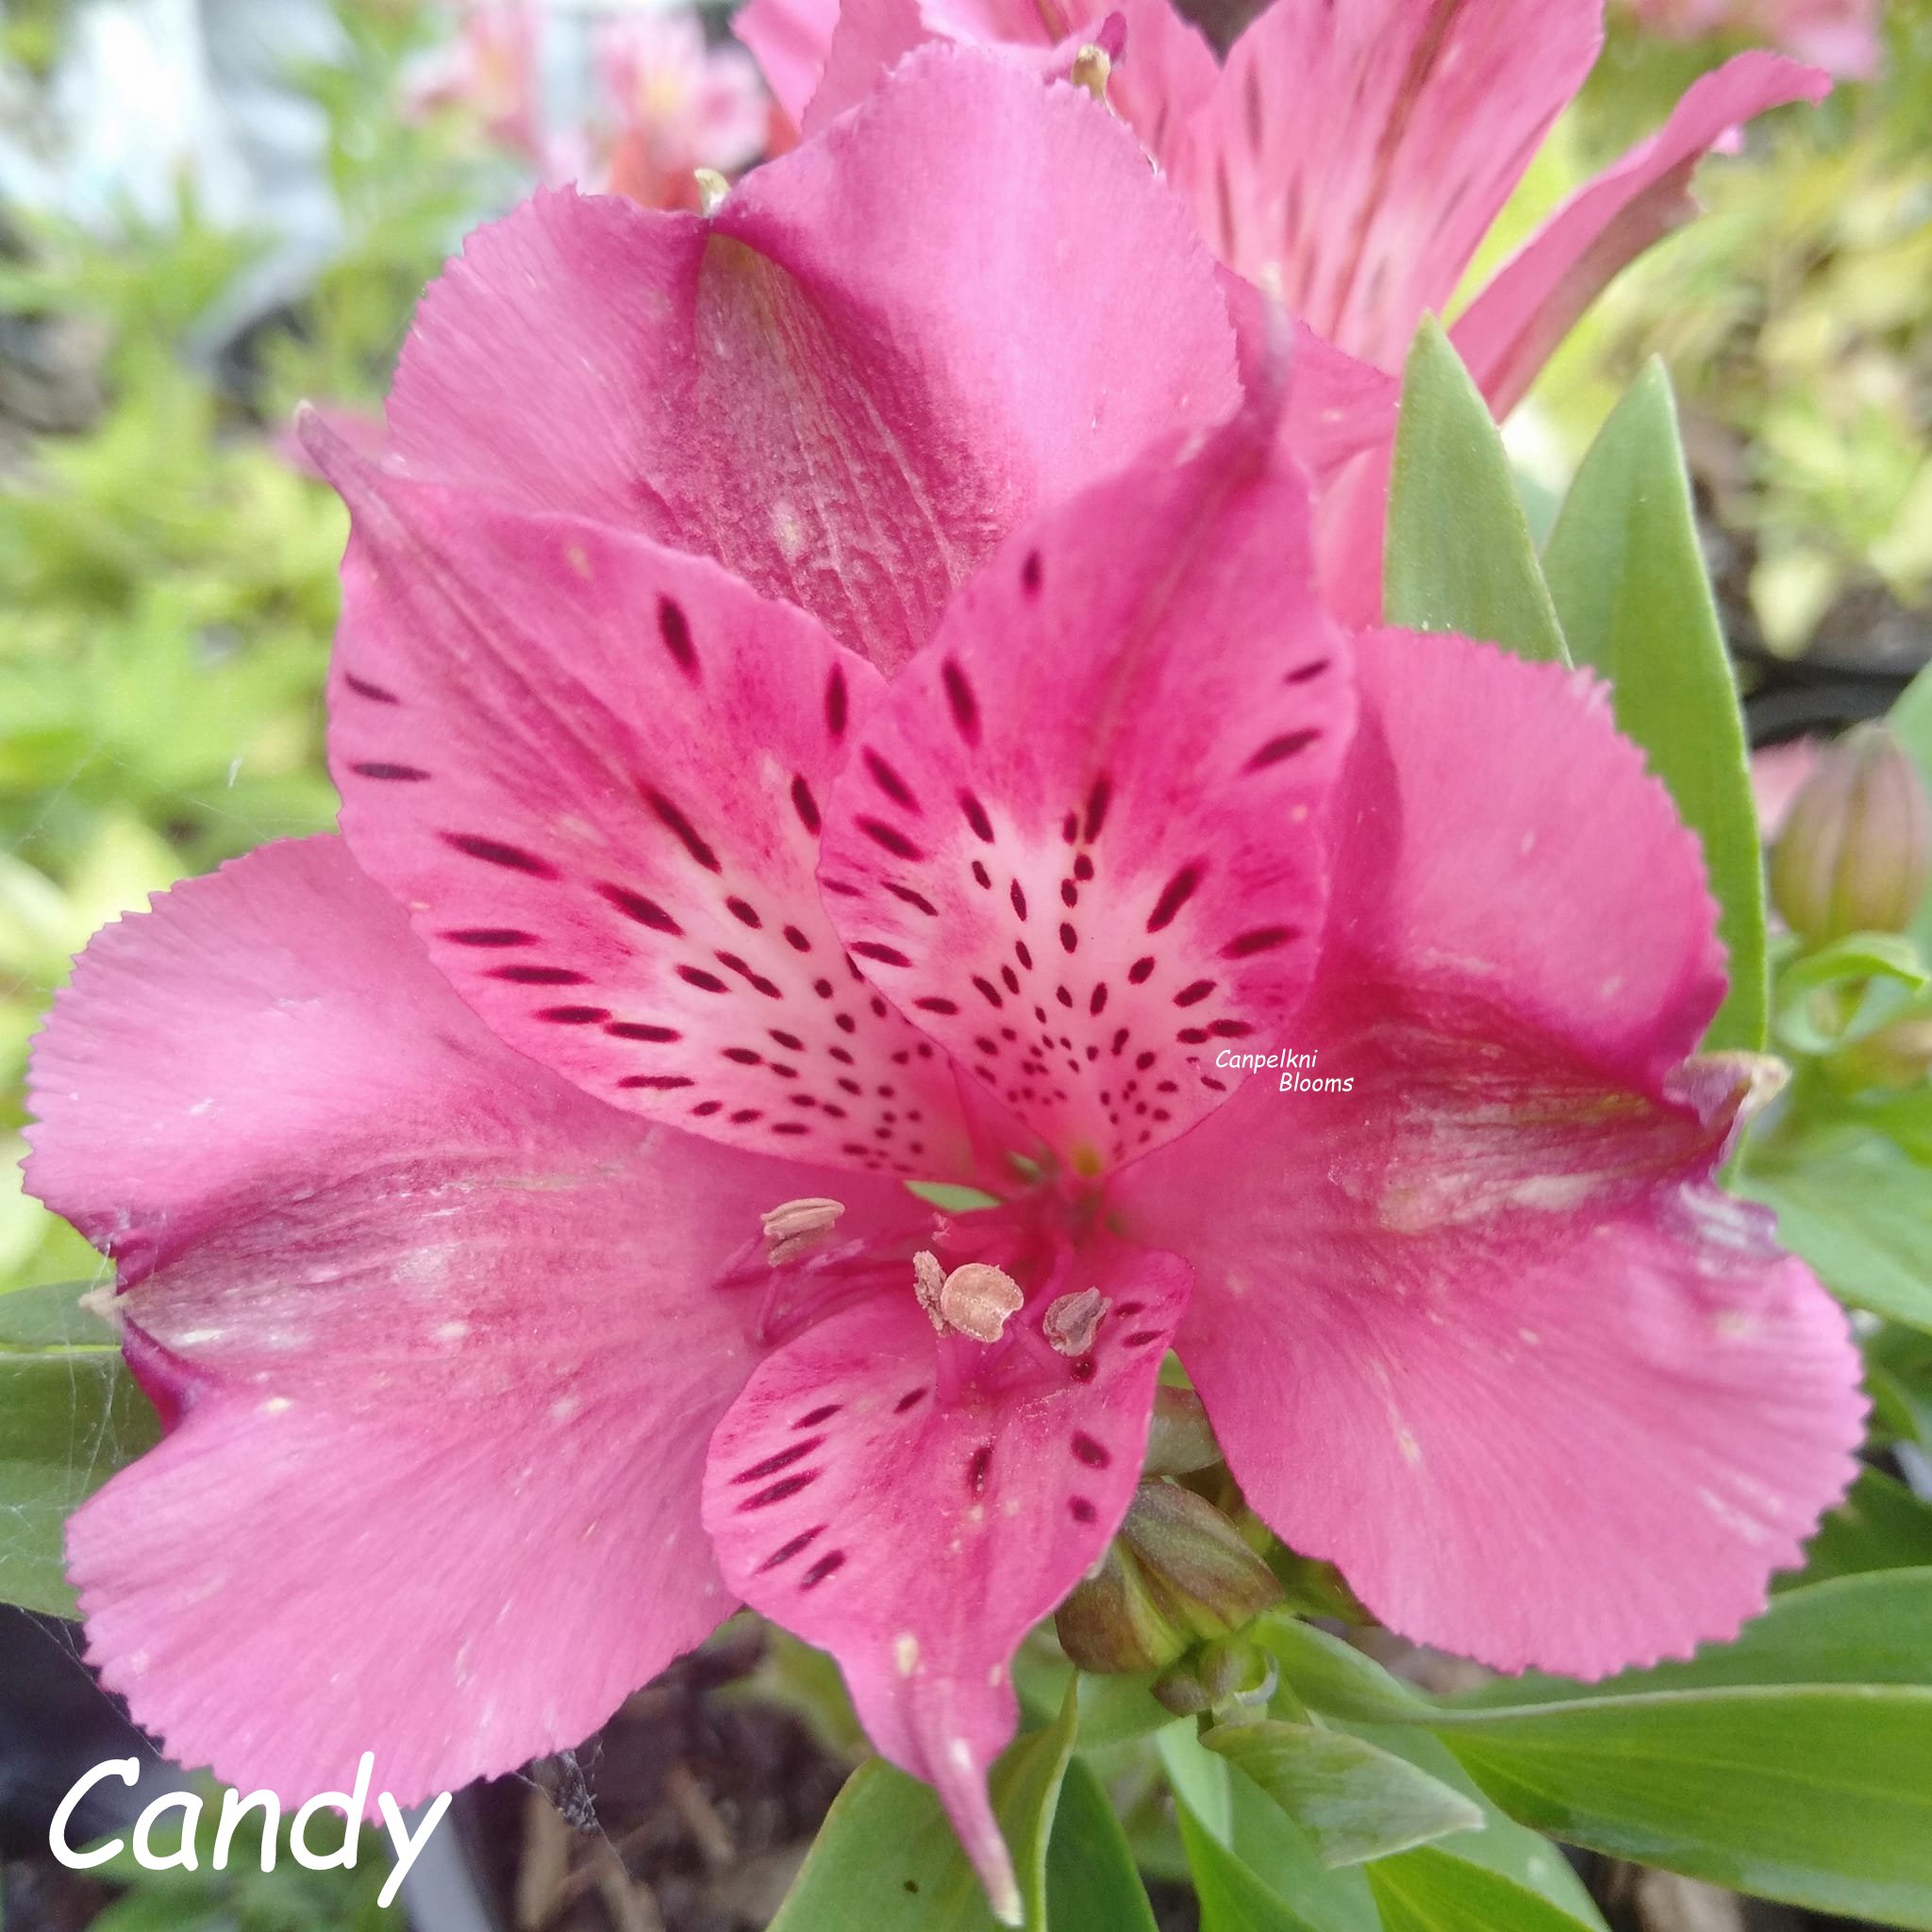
(1257, 1618), (1435, 1727)
(1269, 1583), (1932, 1924)
(1774, 931), (1928, 1054)
(0, 1279), (160, 1617)
(1542, 361), (1766, 1051)
(1176, 1804), (1333, 1932)
(1164, 1719), (1382, 1932)
(1440, 1687), (1932, 1925)
(1365, 1846), (1608, 1932)
(1738, 1129), (1932, 1331)
(1458, 1570), (1932, 1703)
(1344, 1728), (1607, 1928)
(1201, 1722), (1482, 1868)
(904, 1182), (1003, 1214)
(1383, 319), (1569, 667)
(770, 1683), (1077, 1931)
(1044, 1758), (1158, 1932)
(1795, 1472), (1932, 1589)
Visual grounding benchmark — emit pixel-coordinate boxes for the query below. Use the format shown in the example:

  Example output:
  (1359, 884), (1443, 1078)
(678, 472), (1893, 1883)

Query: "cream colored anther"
(762, 1196), (845, 1265)
(913, 1251), (1025, 1343)
(1043, 1287), (1110, 1357)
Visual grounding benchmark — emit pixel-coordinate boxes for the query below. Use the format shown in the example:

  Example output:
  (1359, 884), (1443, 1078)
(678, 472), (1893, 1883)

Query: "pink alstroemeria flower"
(408, 0), (548, 171)
(25, 48), (1864, 1927)
(744, 0), (1831, 615)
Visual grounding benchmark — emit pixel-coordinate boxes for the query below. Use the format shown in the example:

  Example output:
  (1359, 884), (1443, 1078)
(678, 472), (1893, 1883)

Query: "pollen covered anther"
(1069, 44), (1111, 104)
(1043, 1287), (1110, 1357)
(912, 1250), (1025, 1342)
(762, 1196), (845, 1265)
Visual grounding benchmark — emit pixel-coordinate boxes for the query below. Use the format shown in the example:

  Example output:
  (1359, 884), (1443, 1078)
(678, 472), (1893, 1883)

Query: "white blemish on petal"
(1394, 1424), (1423, 1467)
(1601, 974), (1624, 998)
(259, 1396), (293, 1415)
(894, 1633), (920, 1676)
(1697, 1486), (1771, 1544)
(949, 1739), (974, 1772)
(551, 1396), (581, 1423)
(435, 1320), (470, 1344)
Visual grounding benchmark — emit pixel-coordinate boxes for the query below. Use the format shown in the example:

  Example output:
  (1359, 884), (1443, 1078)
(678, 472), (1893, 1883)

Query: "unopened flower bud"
(1771, 724), (1930, 946)
(1833, 1012), (1932, 1090)
(1055, 1480), (1284, 1674)
(1143, 1386), (1222, 1476)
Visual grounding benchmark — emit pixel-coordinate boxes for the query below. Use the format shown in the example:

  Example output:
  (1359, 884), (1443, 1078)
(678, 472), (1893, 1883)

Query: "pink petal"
(25, 838), (906, 1802)
(703, 1235), (1189, 1916)
(312, 429), (981, 1178)
(1219, 272), (1401, 488)
(382, 49), (1240, 673)
(1454, 52), (1830, 417)
(797, 0), (1216, 166)
(1113, 634), (1865, 1674)
(735, 0), (841, 127)
(799, 0), (928, 134)
(1169, 0), (1602, 370)
(1329, 629), (1729, 1085)
(816, 394), (1352, 1172)
(1103, 0), (1219, 164)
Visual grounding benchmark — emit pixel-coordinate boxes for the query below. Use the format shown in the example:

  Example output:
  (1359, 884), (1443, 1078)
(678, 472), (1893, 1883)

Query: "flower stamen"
(1043, 1287), (1110, 1357)
(761, 1196), (846, 1265)
(912, 1250), (1024, 1343)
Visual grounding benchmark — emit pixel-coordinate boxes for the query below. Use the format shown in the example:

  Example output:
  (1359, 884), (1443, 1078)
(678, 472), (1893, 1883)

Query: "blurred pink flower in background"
(408, 0), (548, 167)
(1619, 0), (1879, 79)
(600, 10), (772, 208)
(408, 2), (774, 207)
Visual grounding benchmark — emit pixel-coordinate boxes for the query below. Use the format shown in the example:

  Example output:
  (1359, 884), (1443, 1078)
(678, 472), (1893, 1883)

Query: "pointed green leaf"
(1441, 1688), (1932, 1925)
(1384, 318), (1569, 666)
(1202, 1722), (1482, 1868)
(1164, 1718), (1380, 1931)
(1257, 1618), (1436, 1727)
(1797, 1473), (1932, 1588)
(1542, 361), (1766, 1050)
(1344, 1727), (1606, 1927)
(1045, 1758), (1159, 1932)
(1267, 1582), (1932, 1924)
(1177, 1805), (1335, 1932)
(0, 1280), (160, 1618)
(770, 1682), (1078, 1931)
(1366, 1846), (1609, 1932)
